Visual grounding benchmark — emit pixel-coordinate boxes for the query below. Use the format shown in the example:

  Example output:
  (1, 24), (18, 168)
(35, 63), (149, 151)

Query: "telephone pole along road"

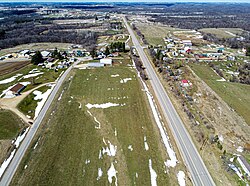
(0, 59), (82, 186)
(123, 17), (215, 186)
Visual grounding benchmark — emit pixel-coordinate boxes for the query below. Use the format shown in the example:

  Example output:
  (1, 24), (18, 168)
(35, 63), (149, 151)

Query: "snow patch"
(58, 90), (64, 101)
(0, 149), (16, 178)
(177, 171), (186, 186)
(107, 163), (118, 186)
(94, 117), (101, 129)
(111, 74), (120, 77)
(216, 78), (226, 82)
(34, 85), (55, 119)
(23, 72), (44, 79)
(120, 78), (132, 83)
(97, 168), (103, 180)
(86, 102), (120, 109)
(144, 136), (149, 151)
(114, 128), (117, 137)
(140, 75), (177, 167)
(14, 128), (29, 148)
(128, 145), (133, 151)
(102, 140), (117, 157)
(0, 74), (22, 84)
(85, 159), (91, 165)
(149, 159), (157, 186)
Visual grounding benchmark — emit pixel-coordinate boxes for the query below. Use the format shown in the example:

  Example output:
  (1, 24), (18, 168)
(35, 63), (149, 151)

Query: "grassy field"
(0, 110), (24, 140)
(190, 63), (250, 125)
(17, 85), (51, 119)
(11, 66), (183, 185)
(198, 28), (244, 39)
(136, 23), (187, 46)
(0, 43), (78, 57)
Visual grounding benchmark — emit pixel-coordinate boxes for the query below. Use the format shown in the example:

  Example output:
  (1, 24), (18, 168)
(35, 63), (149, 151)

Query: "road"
(0, 60), (81, 186)
(123, 17), (215, 186)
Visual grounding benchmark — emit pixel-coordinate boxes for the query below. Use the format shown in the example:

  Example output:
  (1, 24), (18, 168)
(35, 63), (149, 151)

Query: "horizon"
(0, 0), (249, 3)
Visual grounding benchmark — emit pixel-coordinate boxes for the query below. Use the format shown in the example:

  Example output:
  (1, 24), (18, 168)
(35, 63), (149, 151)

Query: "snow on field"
(228, 164), (244, 181)
(97, 168), (103, 180)
(85, 159), (91, 165)
(111, 74), (120, 77)
(79, 102), (82, 109)
(128, 145), (133, 151)
(23, 72), (44, 79)
(0, 149), (16, 178)
(33, 137), (41, 150)
(216, 78), (226, 82)
(58, 90), (64, 101)
(14, 127), (29, 148)
(29, 68), (40, 74)
(114, 128), (117, 137)
(144, 136), (149, 151)
(87, 110), (93, 117)
(94, 117), (101, 129)
(140, 76), (177, 168)
(107, 162), (118, 186)
(0, 74), (22, 84)
(102, 140), (117, 157)
(132, 58), (177, 167)
(120, 78), (132, 83)
(0, 84), (16, 97)
(34, 85), (55, 118)
(177, 171), (186, 186)
(149, 159), (157, 186)
(86, 102), (120, 109)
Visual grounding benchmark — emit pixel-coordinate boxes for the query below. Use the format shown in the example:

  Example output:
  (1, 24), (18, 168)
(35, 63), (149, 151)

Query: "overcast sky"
(0, 0), (249, 3)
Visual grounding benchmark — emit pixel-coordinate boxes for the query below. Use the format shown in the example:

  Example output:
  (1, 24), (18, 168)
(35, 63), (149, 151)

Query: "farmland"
(135, 23), (187, 46)
(11, 66), (186, 185)
(190, 63), (250, 125)
(198, 28), (244, 39)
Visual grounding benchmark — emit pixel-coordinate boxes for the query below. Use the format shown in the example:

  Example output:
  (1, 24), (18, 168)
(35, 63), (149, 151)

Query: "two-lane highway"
(123, 17), (215, 186)
(0, 60), (81, 186)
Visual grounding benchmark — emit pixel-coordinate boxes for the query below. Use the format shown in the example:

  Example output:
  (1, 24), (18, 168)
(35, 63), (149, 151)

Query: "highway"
(0, 60), (81, 186)
(123, 17), (216, 186)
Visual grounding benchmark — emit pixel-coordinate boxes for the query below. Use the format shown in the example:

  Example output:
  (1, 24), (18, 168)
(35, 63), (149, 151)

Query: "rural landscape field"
(0, 1), (250, 186)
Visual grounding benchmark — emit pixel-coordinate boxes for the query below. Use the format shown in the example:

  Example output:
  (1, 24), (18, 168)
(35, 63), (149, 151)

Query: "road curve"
(0, 60), (81, 186)
(123, 17), (215, 186)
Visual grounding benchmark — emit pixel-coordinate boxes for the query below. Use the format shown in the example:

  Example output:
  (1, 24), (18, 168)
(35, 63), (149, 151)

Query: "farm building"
(87, 63), (105, 68)
(10, 83), (26, 95)
(100, 58), (112, 66)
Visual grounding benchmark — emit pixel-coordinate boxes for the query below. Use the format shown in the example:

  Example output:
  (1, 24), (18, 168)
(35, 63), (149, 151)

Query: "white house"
(100, 58), (112, 66)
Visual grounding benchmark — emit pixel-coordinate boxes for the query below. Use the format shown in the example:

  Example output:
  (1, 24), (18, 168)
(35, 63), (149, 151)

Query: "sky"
(0, 0), (249, 3)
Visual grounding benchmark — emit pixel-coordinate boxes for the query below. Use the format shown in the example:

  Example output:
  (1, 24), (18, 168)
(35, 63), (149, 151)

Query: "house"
(237, 156), (250, 177)
(182, 40), (192, 46)
(10, 83), (26, 95)
(100, 58), (112, 66)
(181, 79), (192, 87)
(87, 63), (105, 68)
(41, 51), (50, 58)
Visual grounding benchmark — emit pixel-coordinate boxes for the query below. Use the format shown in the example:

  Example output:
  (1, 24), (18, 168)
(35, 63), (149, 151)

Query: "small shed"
(10, 83), (26, 95)
(100, 58), (112, 66)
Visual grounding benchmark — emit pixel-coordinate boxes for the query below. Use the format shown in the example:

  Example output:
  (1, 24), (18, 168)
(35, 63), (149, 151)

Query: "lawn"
(11, 66), (181, 185)
(0, 110), (24, 140)
(190, 63), (250, 125)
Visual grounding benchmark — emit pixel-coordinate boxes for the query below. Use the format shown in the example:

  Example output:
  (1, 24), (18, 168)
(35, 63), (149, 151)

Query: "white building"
(100, 58), (112, 66)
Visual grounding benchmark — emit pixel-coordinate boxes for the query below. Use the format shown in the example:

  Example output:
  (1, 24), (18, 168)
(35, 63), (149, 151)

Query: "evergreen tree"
(31, 51), (43, 65)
